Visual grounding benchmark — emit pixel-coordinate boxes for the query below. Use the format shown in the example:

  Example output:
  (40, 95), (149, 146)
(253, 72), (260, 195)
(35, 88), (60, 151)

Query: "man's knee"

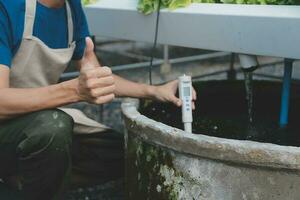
(17, 109), (74, 159)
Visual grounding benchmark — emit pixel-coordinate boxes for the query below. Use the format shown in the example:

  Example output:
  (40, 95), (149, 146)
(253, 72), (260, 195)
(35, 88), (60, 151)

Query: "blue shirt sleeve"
(0, 2), (12, 68)
(72, 0), (90, 60)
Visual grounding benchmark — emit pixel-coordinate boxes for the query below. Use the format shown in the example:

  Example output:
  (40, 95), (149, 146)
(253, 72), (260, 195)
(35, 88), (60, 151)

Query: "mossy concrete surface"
(126, 135), (183, 200)
(126, 134), (214, 200)
(125, 133), (300, 200)
(122, 99), (300, 200)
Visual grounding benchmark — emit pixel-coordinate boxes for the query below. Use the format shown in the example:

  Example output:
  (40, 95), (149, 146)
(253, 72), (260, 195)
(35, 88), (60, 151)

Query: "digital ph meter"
(179, 75), (193, 133)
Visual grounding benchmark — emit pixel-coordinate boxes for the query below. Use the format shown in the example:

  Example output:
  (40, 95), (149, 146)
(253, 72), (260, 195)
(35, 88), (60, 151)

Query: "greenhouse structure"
(0, 0), (300, 199)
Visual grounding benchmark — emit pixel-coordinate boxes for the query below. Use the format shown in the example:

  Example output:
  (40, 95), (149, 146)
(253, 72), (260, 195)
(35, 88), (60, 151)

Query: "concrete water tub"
(121, 81), (300, 200)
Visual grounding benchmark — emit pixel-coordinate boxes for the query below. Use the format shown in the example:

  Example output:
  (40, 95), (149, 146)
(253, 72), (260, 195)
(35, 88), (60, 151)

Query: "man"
(0, 0), (196, 199)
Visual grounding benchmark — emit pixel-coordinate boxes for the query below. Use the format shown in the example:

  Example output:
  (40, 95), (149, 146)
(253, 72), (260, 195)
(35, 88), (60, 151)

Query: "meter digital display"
(184, 87), (191, 97)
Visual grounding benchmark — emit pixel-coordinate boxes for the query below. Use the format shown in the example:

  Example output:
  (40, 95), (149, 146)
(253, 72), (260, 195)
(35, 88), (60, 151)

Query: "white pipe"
(164, 45), (169, 63)
(238, 54), (259, 71)
(161, 45), (172, 73)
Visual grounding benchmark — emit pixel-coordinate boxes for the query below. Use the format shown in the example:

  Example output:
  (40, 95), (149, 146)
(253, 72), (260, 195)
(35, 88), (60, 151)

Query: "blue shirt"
(0, 0), (90, 68)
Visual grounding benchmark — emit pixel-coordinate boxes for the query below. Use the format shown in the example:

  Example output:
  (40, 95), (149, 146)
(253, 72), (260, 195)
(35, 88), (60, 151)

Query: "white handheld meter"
(179, 75), (193, 133)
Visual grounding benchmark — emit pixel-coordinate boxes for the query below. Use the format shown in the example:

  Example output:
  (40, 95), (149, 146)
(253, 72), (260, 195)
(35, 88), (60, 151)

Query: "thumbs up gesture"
(77, 37), (115, 104)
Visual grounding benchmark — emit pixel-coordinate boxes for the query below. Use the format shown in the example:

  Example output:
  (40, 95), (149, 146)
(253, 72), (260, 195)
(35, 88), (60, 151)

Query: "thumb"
(81, 37), (96, 71)
(84, 37), (94, 58)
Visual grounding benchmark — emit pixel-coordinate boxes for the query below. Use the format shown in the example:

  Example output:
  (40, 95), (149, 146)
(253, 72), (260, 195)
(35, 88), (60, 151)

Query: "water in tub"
(140, 81), (300, 147)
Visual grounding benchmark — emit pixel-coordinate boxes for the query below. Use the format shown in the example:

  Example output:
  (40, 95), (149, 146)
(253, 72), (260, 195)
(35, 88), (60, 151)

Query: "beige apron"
(10, 0), (108, 134)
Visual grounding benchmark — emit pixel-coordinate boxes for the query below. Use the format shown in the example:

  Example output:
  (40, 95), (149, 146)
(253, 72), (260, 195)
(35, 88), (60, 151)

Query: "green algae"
(126, 134), (185, 200)
(126, 134), (216, 199)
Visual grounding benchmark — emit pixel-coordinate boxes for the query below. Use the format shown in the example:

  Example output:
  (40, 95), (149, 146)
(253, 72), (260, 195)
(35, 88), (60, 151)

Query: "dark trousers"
(0, 109), (124, 200)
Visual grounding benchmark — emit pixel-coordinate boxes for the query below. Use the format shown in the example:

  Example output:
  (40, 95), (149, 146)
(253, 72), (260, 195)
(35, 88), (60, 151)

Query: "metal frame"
(61, 51), (232, 80)
(83, 0), (300, 127)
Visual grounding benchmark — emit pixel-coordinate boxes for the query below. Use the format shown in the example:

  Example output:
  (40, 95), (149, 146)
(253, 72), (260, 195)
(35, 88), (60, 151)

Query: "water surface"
(140, 81), (300, 147)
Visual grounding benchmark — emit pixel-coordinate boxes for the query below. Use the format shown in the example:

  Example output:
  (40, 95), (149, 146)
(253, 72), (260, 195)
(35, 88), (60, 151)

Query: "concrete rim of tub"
(121, 98), (300, 171)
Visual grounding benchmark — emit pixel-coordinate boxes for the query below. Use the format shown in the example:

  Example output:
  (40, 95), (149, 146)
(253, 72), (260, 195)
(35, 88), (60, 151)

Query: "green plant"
(82, 0), (97, 6)
(138, 0), (300, 14)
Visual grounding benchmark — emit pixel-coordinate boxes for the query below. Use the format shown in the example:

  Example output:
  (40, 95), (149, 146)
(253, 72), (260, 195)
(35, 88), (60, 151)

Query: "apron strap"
(65, 1), (74, 46)
(23, 0), (74, 46)
(23, 0), (37, 39)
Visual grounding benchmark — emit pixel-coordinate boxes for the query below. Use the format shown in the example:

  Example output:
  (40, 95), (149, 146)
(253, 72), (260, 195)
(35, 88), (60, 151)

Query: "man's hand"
(77, 37), (115, 104)
(153, 80), (197, 110)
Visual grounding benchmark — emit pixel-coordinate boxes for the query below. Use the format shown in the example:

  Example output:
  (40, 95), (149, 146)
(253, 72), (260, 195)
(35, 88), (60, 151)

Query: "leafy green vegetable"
(138, 0), (300, 14)
(220, 0), (299, 4)
(169, 0), (192, 10)
(138, 0), (192, 14)
(82, 0), (97, 6)
(193, 0), (219, 3)
(138, 0), (160, 15)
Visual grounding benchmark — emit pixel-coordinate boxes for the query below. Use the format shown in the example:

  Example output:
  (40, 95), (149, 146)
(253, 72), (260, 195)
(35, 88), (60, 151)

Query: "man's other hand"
(153, 80), (197, 110)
